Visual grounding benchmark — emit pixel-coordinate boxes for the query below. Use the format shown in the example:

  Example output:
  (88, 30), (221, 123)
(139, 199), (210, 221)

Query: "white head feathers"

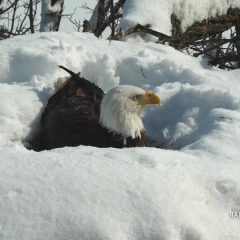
(100, 85), (160, 139)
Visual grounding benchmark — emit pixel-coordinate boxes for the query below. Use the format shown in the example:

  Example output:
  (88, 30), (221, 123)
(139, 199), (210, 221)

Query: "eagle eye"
(130, 94), (142, 101)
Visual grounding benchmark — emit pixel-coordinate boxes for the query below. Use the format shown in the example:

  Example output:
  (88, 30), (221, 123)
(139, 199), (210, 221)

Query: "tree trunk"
(40, 0), (64, 32)
(89, 0), (112, 36)
(235, 24), (240, 67)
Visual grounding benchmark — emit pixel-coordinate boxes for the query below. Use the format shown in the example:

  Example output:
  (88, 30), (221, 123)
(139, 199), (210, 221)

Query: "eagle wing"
(32, 66), (105, 150)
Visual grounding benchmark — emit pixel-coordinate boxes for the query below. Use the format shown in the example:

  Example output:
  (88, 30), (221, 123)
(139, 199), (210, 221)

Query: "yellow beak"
(141, 92), (160, 106)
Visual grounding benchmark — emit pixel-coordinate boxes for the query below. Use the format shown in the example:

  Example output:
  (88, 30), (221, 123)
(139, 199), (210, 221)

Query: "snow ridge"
(1, 32), (240, 240)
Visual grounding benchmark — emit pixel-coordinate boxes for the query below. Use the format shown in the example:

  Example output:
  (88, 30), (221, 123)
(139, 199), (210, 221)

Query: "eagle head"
(100, 85), (160, 139)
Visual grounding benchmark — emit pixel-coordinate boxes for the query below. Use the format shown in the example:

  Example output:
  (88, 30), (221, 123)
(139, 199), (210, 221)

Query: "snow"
(1, 32), (240, 239)
(120, 0), (240, 36)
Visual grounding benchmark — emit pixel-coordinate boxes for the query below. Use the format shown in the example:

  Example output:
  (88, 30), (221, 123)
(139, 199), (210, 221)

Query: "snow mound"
(1, 32), (240, 240)
(120, 0), (240, 36)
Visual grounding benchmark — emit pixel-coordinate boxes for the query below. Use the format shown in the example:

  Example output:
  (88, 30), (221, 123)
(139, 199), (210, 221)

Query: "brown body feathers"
(31, 66), (148, 151)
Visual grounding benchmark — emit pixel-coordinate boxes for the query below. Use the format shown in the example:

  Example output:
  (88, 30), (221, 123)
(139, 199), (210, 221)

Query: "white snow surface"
(1, 32), (240, 240)
(120, 0), (240, 36)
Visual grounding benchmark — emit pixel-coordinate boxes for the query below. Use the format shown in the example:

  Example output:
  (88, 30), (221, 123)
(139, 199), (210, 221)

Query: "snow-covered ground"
(1, 31), (240, 240)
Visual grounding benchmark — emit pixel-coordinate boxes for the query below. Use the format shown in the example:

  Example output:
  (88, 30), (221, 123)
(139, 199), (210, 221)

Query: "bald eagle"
(31, 66), (160, 151)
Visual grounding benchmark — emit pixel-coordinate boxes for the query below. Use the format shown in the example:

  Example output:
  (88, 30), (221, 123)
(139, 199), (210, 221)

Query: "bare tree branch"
(0, 0), (40, 40)
(0, 0), (15, 14)
(112, 24), (170, 40)
(66, 8), (82, 32)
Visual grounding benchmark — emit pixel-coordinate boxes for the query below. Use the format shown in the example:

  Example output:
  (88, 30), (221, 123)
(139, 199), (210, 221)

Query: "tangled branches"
(112, 8), (240, 70)
(0, 0), (40, 40)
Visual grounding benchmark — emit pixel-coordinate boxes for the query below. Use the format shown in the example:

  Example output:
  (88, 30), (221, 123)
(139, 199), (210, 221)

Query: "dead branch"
(0, 0), (40, 40)
(80, 2), (94, 12)
(0, 0), (15, 14)
(107, 6), (240, 70)
(66, 8), (82, 32)
(112, 24), (170, 40)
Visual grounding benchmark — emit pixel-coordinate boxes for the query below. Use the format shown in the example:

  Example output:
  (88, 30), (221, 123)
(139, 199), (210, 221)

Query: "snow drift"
(1, 32), (240, 240)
